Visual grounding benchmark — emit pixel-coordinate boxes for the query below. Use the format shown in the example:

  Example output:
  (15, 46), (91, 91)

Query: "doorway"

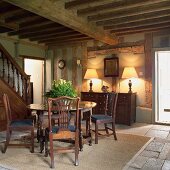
(155, 51), (170, 123)
(24, 58), (44, 104)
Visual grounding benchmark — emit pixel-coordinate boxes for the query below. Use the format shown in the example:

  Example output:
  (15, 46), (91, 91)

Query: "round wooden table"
(28, 101), (96, 152)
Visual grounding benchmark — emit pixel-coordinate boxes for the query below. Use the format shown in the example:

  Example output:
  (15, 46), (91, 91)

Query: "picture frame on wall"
(104, 56), (119, 77)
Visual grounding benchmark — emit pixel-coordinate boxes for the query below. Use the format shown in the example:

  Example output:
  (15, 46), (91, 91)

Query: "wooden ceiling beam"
(88, 1), (170, 22)
(30, 31), (81, 41)
(9, 23), (63, 36)
(96, 9), (170, 26)
(0, 8), (23, 18)
(111, 22), (170, 34)
(65, 0), (100, 9)
(0, 19), (18, 30)
(87, 41), (144, 51)
(46, 37), (93, 46)
(19, 19), (51, 29)
(104, 16), (170, 30)
(4, 0), (118, 45)
(116, 27), (170, 36)
(5, 13), (40, 23)
(38, 34), (89, 43)
(19, 27), (70, 39)
(9, 23), (64, 35)
(77, 0), (161, 16)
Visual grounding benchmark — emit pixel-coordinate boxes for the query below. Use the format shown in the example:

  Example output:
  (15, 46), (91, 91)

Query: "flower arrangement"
(45, 79), (77, 98)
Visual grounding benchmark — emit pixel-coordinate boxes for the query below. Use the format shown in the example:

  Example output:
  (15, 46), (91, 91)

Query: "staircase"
(0, 43), (31, 131)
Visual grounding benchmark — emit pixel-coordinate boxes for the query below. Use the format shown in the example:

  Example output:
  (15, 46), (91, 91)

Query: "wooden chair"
(91, 93), (118, 144)
(2, 93), (34, 153)
(45, 96), (80, 168)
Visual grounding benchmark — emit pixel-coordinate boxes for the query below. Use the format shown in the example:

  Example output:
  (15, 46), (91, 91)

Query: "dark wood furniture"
(45, 96), (80, 168)
(91, 93), (118, 144)
(28, 101), (97, 152)
(116, 93), (136, 126)
(2, 93), (34, 153)
(81, 92), (136, 126)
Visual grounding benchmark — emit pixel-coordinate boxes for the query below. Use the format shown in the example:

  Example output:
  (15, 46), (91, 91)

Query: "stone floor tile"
(159, 143), (170, 160)
(141, 158), (164, 170)
(145, 129), (169, 139)
(162, 160), (170, 170)
(166, 133), (170, 140)
(151, 125), (170, 131)
(154, 137), (170, 144)
(140, 150), (159, 158)
(145, 141), (164, 152)
(130, 156), (148, 169)
(165, 150), (170, 161)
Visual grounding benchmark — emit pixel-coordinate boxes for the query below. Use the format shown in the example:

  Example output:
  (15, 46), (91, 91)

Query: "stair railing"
(0, 43), (31, 104)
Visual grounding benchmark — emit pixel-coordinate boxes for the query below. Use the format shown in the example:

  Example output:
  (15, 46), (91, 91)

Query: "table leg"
(88, 108), (92, 146)
(79, 110), (83, 151)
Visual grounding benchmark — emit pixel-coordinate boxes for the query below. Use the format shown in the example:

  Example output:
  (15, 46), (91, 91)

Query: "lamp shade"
(84, 69), (98, 79)
(122, 67), (138, 78)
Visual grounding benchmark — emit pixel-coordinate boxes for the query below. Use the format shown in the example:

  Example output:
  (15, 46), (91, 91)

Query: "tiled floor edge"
(122, 137), (154, 170)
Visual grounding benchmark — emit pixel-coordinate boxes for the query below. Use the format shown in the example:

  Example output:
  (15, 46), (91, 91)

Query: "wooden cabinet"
(81, 92), (108, 115)
(116, 93), (136, 126)
(81, 92), (136, 126)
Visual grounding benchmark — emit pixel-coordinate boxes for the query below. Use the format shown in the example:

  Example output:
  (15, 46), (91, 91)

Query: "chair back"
(107, 93), (118, 118)
(3, 93), (12, 125)
(47, 96), (80, 133)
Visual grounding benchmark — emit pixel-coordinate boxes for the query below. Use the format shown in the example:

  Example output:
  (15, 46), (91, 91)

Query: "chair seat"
(52, 125), (76, 133)
(10, 119), (33, 127)
(91, 115), (112, 121)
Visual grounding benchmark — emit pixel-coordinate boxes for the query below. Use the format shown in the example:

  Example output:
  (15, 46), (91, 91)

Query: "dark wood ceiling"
(1, 0), (170, 46)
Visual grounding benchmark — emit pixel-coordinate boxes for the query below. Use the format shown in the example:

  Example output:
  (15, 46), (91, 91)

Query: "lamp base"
(89, 80), (93, 92)
(128, 80), (132, 93)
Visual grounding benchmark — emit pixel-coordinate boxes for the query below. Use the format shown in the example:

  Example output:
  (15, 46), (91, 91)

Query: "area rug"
(0, 133), (150, 170)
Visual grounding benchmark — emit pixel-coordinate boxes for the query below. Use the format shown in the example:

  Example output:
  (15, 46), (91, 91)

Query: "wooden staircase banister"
(0, 43), (28, 79)
(0, 43), (31, 104)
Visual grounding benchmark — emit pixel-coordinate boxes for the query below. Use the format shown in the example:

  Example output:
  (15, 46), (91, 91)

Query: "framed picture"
(104, 57), (119, 77)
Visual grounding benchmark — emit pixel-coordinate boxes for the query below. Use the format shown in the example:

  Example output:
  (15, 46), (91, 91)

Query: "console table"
(81, 92), (136, 126)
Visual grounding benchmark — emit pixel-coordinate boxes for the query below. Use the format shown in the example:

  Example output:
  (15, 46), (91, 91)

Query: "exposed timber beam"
(110, 21), (170, 33)
(4, 0), (118, 45)
(65, 0), (100, 9)
(88, 1), (170, 22)
(87, 41), (145, 55)
(0, 19), (18, 30)
(104, 16), (170, 30)
(77, 0), (160, 16)
(96, 9), (170, 26)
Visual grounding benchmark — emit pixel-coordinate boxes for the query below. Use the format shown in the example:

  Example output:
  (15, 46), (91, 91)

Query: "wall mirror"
(104, 57), (119, 77)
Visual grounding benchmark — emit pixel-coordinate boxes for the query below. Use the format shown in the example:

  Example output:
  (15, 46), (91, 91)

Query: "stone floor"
(117, 123), (170, 170)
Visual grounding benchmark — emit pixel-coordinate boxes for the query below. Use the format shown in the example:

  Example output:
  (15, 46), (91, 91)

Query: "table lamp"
(122, 67), (138, 93)
(84, 69), (98, 92)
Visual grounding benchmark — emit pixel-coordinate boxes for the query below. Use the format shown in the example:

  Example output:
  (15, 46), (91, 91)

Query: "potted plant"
(45, 79), (77, 98)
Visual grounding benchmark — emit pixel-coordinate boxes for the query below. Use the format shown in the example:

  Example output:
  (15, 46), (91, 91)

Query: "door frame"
(21, 55), (46, 104)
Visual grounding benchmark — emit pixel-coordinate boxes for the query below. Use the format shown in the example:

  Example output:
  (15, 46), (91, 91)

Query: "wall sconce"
(84, 69), (98, 92)
(77, 59), (81, 67)
(122, 67), (138, 93)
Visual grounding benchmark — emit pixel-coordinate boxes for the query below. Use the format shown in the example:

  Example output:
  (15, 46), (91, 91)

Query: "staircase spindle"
(2, 54), (5, 78)
(11, 64), (15, 88)
(7, 59), (10, 84)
